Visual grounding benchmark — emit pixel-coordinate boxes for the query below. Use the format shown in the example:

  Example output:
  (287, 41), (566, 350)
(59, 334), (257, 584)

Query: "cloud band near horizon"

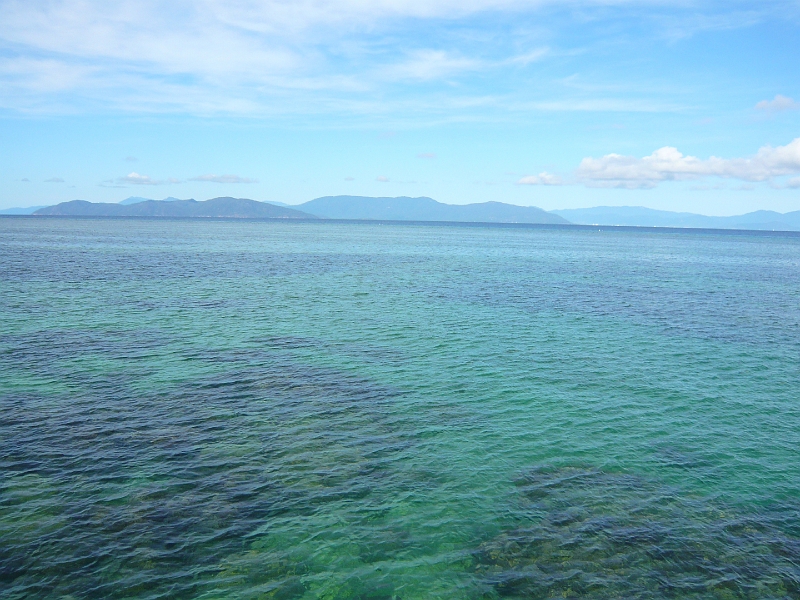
(518, 138), (800, 190)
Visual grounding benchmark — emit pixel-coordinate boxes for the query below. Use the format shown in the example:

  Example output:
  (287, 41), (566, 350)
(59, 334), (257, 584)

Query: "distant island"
(293, 196), (569, 224)
(0, 195), (795, 231)
(552, 206), (800, 231)
(33, 197), (315, 219)
(29, 195), (568, 224)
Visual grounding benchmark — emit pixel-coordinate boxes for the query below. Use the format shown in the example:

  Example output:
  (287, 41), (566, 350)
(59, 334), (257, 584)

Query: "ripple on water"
(475, 465), (800, 599)
(3, 219), (800, 599)
(0, 346), (418, 599)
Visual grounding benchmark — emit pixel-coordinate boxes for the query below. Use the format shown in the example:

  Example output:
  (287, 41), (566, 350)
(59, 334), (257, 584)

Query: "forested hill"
(34, 197), (316, 219)
(296, 196), (570, 224)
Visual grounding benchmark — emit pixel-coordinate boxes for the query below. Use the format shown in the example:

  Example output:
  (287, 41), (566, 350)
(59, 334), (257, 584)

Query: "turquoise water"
(1, 217), (799, 599)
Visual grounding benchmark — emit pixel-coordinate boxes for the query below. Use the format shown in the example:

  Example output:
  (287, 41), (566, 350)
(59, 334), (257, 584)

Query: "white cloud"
(517, 172), (562, 185)
(190, 174), (257, 183)
(44, 177), (65, 183)
(755, 94), (799, 112)
(0, 56), (96, 94)
(376, 175), (390, 182)
(118, 172), (179, 185)
(788, 177), (800, 189)
(0, 0), (696, 117)
(417, 152), (436, 158)
(0, 1), (788, 118)
(577, 138), (800, 188)
(0, 1), (519, 96)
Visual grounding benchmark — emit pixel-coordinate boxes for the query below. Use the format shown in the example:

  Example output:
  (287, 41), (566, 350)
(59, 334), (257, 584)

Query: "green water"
(1, 217), (799, 599)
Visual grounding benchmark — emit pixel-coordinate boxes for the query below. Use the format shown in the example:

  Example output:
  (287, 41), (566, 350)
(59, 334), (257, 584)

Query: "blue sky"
(1, 0), (799, 214)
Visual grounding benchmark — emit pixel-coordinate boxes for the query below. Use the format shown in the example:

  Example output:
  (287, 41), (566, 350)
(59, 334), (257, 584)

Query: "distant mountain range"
(26, 195), (567, 224)
(293, 196), (569, 224)
(118, 196), (185, 205)
(3, 196), (798, 231)
(552, 206), (800, 231)
(118, 196), (292, 207)
(33, 198), (315, 219)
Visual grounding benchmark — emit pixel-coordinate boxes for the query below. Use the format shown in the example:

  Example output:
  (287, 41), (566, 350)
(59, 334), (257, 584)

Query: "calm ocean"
(2, 217), (799, 599)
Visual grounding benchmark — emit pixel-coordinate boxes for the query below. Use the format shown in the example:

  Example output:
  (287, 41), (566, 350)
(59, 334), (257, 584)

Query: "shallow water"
(1, 217), (799, 599)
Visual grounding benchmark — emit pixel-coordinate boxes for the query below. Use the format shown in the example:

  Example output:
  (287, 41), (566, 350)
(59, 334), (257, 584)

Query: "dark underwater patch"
(475, 465), (800, 599)
(0, 345), (415, 599)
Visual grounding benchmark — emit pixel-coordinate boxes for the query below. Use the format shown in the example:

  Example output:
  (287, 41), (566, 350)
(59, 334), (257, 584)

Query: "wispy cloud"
(505, 48), (549, 66)
(376, 175), (390, 182)
(117, 172), (180, 185)
(383, 46), (547, 83)
(576, 138), (800, 188)
(417, 152), (436, 159)
(2, 2), (505, 115)
(512, 98), (681, 113)
(517, 172), (562, 185)
(0, 1), (737, 118)
(755, 95), (799, 112)
(655, 9), (767, 42)
(44, 177), (64, 183)
(190, 174), (257, 183)
(385, 50), (481, 81)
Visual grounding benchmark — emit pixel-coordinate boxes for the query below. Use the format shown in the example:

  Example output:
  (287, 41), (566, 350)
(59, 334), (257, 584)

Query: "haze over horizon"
(1, 1), (799, 215)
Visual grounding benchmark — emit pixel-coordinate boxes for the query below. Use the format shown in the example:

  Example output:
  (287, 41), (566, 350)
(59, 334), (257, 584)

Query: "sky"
(1, 0), (799, 215)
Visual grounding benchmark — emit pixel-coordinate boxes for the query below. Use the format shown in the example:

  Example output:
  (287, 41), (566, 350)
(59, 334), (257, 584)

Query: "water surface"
(2, 218), (799, 599)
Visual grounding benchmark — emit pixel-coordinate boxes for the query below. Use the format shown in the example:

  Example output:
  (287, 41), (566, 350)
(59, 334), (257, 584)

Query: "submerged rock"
(475, 465), (800, 599)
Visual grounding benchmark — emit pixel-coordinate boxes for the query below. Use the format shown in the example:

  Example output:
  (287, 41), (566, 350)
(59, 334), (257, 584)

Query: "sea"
(2, 216), (799, 599)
